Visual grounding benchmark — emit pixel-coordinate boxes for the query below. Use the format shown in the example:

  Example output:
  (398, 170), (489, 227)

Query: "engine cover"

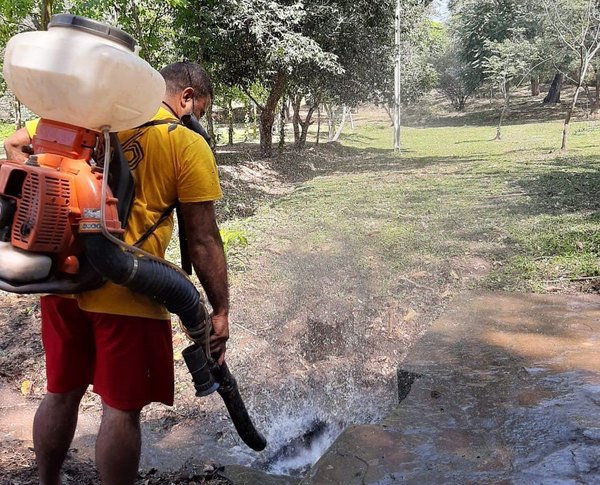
(0, 119), (122, 280)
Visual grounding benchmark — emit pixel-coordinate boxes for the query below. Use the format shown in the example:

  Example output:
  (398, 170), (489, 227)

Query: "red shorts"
(40, 295), (174, 411)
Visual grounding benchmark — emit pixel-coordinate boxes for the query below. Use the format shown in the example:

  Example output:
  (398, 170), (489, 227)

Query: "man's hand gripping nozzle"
(181, 301), (267, 452)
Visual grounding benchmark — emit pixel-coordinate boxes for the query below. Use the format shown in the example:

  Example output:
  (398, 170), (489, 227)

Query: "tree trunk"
(561, 107), (573, 150)
(383, 105), (395, 125)
(14, 97), (22, 130)
(242, 99), (250, 141)
(291, 95), (301, 145)
(594, 67), (600, 114)
(227, 98), (234, 145)
(258, 71), (287, 157)
(316, 105), (321, 146)
(42, 0), (53, 30)
(331, 106), (349, 142)
(252, 103), (258, 140)
(279, 97), (286, 150)
(285, 99), (291, 122)
(530, 76), (540, 96)
(543, 72), (563, 104)
(562, 47), (596, 149)
(495, 89), (510, 141)
(325, 104), (335, 141)
(562, 74), (585, 149)
(298, 101), (319, 149)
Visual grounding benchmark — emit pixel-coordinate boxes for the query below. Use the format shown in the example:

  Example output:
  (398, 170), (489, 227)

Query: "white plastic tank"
(0, 242), (52, 282)
(3, 14), (165, 132)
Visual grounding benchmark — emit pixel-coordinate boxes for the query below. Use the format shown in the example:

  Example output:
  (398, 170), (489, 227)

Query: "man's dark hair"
(160, 61), (213, 99)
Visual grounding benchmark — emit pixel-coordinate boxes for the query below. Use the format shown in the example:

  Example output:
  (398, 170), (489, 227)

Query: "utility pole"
(393, 0), (401, 152)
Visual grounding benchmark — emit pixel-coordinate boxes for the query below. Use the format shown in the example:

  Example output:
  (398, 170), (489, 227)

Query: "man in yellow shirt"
(4, 62), (229, 485)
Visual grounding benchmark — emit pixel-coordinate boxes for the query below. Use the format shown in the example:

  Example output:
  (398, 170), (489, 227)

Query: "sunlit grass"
(4, 107), (600, 293)
(336, 117), (600, 291)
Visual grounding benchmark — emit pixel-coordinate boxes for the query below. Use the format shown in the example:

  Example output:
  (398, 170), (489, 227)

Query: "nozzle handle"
(182, 344), (219, 397)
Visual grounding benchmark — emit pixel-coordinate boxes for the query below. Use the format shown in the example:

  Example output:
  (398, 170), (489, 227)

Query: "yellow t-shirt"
(25, 119), (38, 138)
(27, 109), (222, 319)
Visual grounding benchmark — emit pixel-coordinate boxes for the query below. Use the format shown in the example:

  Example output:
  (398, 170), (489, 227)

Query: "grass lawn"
(337, 117), (600, 292)
(3, 105), (600, 293)
(222, 109), (600, 297)
(0, 122), (15, 141)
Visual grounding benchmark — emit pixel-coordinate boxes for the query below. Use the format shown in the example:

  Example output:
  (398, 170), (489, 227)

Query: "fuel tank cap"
(48, 13), (136, 52)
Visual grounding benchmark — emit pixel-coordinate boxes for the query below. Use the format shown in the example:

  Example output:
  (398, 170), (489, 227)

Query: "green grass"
(338, 117), (600, 291)
(0, 122), (14, 142)
(228, 111), (600, 295)
(4, 106), (600, 293)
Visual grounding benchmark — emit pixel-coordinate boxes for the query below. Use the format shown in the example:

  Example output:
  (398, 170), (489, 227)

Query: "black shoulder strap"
(138, 119), (180, 127)
(139, 118), (211, 143)
(108, 133), (135, 229)
(130, 117), (206, 275)
(134, 202), (193, 276)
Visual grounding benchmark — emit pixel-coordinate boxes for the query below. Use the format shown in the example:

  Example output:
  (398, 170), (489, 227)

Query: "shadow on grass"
(217, 142), (479, 183)
(402, 98), (569, 129)
(215, 141), (495, 225)
(508, 155), (600, 217)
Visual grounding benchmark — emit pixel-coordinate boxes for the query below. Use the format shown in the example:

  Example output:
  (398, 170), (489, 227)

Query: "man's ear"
(178, 87), (194, 109)
(181, 87), (195, 105)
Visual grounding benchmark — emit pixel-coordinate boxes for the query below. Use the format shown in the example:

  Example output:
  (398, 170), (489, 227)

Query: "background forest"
(2, 0), (600, 155)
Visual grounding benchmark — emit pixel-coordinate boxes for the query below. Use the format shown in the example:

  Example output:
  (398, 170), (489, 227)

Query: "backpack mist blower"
(1, 14), (266, 452)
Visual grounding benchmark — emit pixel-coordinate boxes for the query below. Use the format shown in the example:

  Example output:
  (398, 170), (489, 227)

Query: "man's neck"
(161, 100), (180, 119)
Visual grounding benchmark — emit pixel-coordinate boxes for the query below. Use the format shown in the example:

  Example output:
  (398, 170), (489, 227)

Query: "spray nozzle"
(182, 343), (219, 397)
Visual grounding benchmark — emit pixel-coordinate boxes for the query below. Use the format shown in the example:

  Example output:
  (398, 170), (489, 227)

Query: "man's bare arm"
(3, 127), (31, 162)
(179, 201), (229, 364)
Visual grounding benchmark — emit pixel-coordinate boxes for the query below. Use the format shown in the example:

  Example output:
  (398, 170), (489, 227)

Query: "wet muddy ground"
(308, 292), (600, 483)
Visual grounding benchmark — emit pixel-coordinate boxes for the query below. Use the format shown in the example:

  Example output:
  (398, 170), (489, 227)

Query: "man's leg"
(33, 386), (87, 485)
(90, 311), (174, 484)
(95, 401), (141, 485)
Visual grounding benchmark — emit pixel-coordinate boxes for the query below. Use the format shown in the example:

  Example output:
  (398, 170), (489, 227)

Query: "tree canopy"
(1, 0), (437, 154)
(4, 0), (599, 151)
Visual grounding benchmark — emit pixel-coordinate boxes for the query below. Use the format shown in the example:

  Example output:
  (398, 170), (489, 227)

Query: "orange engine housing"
(0, 119), (122, 275)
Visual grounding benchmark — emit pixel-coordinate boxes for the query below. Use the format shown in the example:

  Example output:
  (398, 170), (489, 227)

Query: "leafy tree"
(0, 0), (35, 95)
(434, 39), (476, 111)
(174, 0), (340, 157)
(483, 31), (541, 139)
(399, 16), (440, 106)
(541, 0), (600, 149)
(450, 0), (540, 90)
(286, 0), (434, 149)
(0, 0), (64, 125)
(70, 0), (179, 66)
(286, 0), (397, 148)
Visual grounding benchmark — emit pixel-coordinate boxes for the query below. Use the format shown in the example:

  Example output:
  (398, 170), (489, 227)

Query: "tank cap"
(48, 14), (136, 52)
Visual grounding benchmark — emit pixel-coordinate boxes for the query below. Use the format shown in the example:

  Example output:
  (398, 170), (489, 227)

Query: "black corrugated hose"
(82, 233), (267, 451)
